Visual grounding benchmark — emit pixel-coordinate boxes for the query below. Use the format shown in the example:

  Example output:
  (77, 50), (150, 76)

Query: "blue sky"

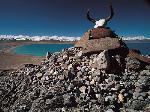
(0, 0), (150, 37)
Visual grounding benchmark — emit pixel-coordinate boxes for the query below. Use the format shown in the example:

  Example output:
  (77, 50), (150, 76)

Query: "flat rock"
(83, 37), (120, 53)
(75, 28), (120, 54)
(90, 27), (117, 39)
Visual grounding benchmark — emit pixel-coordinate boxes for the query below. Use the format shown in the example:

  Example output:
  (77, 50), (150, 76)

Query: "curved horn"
(86, 9), (96, 23)
(105, 5), (114, 22)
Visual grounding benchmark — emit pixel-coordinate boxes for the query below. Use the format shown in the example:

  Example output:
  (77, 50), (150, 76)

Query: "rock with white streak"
(91, 50), (110, 69)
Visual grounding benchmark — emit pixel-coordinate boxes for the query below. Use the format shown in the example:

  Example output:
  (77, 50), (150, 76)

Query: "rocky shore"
(0, 47), (149, 112)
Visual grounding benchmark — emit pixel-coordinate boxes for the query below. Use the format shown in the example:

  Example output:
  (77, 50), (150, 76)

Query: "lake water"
(127, 42), (150, 55)
(11, 42), (150, 56)
(12, 44), (73, 56)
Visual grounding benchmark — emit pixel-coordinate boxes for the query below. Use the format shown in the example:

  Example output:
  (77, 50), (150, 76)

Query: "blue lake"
(13, 44), (74, 56)
(127, 42), (150, 55)
(12, 42), (150, 56)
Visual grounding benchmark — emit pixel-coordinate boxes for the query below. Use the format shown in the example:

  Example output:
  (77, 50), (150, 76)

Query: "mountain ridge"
(0, 35), (150, 41)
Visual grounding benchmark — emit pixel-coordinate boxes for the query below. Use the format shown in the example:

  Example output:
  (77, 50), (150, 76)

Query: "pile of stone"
(0, 46), (150, 112)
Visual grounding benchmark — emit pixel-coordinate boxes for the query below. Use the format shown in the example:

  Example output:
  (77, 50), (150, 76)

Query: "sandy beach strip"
(0, 52), (44, 70)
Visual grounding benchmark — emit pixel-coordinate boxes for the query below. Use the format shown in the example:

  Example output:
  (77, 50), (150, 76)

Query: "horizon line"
(0, 34), (149, 38)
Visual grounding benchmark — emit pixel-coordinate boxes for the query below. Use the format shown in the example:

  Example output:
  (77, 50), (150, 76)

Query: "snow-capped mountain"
(0, 35), (150, 41)
(122, 36), (150, 41)
(0, 35), (81, 41)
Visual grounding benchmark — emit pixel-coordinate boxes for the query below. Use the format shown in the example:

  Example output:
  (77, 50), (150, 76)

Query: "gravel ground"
(0, 47), (149, 112)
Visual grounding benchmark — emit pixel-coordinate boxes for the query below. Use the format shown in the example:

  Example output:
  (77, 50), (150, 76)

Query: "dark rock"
(63, 94), (76, 107)
(126, 57), (141, 70)
(46, 52), (52, 60)
(130, 100), (146, 110)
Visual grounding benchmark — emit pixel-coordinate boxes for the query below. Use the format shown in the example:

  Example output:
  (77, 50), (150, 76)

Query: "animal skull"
(94, 19), (106, 28)
(87, 5), (114, 28)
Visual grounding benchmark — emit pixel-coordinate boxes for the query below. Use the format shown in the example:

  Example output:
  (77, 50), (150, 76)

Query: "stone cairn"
(0, 26), (150, 112)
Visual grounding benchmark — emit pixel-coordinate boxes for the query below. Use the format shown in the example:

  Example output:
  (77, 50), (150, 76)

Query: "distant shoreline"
(0, 40), (75, 52)
(0, 40), (149, 70)
(0, 41), (75, 70)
